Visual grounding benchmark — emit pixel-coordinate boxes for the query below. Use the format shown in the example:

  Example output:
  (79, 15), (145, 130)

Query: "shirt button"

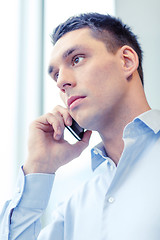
(93, 149), (98, 155)
(108, 197), (115, 203)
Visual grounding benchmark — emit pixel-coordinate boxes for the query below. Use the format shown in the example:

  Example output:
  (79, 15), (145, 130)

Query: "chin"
(76, 116), (96, 131)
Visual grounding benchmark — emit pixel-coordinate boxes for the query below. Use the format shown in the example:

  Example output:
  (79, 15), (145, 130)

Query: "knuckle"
(46, 112), (54, 120)
(46, 112), (63, 127)
(52, 105), (63, 112)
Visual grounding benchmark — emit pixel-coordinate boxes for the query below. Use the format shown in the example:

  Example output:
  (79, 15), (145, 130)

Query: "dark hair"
(51, 13), (144, 85)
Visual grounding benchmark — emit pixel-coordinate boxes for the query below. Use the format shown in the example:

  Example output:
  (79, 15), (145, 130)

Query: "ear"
(119, 45), (139, 80)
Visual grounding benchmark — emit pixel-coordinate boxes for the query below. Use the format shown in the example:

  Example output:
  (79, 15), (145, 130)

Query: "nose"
(57, 68), (76, 93)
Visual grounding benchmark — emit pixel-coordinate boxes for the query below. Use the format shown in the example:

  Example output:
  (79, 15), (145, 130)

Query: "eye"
(54, 72), (59, 81)
(72, 55), (84, 66)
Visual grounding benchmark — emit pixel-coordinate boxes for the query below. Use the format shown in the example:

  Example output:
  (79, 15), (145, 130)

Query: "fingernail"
(66, 117), (72, 125)
(55, 134), (61, 140)
(57, 126), (61, 133)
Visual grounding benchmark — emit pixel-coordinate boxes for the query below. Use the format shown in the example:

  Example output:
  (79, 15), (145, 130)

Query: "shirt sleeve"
(0, 167), (55, 240)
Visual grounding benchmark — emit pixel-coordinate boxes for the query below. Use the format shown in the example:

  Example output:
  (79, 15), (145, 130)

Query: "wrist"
(23, 157), (57, 175)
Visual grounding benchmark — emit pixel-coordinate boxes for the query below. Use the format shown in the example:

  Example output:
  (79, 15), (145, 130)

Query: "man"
(0, 13), (160, 239)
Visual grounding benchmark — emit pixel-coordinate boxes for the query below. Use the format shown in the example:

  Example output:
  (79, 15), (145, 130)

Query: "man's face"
(48, 28), (128, 131)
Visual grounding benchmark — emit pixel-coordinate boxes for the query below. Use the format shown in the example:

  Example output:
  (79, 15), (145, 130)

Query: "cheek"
(86, 63), (114, 90)
(90, 64), (124, 101)
(76, 59), (120, 95)
(91, 60), (116, 78)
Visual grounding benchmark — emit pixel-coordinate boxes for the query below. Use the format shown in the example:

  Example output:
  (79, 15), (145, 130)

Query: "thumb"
(72, 130), (92, 156)
(81, 130), (92, 144)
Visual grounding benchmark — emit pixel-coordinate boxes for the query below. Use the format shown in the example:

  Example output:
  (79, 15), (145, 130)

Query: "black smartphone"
(65, 118), (84, 141)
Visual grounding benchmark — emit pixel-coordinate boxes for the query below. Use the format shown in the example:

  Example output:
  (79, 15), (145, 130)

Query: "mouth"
(67, 96), (86, 110)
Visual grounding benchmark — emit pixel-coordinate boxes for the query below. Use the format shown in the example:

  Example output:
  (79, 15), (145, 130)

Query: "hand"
(23, 105), (92, 174)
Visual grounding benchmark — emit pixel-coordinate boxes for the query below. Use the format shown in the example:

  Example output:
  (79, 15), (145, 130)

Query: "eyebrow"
(62, 46), (78, 59)
(48, 65), (54, 75)
(48, 45), (85, 75)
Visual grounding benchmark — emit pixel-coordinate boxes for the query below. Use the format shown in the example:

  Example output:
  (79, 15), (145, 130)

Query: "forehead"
(49, 28), (102, 63)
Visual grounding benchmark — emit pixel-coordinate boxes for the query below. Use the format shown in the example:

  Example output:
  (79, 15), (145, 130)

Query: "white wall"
(115, 0), (160, 109)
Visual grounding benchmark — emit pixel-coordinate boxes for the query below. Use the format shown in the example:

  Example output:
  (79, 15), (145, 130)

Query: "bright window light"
(0, 0), (19, 209)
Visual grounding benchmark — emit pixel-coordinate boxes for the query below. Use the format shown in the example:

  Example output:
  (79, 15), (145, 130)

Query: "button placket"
(110, 165), (114, 171)
(107, 196), (115, 203)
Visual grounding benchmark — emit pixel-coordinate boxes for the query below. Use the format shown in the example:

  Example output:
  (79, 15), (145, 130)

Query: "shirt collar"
(136, 109), (160, 134)
(91, 109), (160, 171)
(91, 142), (108, 171)
(123, 109), (160, 138)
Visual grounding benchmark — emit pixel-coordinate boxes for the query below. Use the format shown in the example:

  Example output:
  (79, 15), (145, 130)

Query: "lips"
(67, 96), (86, 109)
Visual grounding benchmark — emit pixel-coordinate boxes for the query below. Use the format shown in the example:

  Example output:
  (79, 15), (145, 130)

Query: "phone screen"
(65, 119), (84, 141)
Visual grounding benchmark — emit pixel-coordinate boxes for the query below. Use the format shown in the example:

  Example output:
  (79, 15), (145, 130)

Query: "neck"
(98, 79), (151, 165)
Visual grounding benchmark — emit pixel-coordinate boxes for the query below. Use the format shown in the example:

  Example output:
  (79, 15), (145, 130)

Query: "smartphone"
(65, 118), (84, 141)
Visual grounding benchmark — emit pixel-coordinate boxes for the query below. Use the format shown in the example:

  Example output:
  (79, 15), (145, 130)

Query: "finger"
(81, 130), (92, 143)
(52, 105), (72, 126)
(34, 106), (72, 141)
(72, 130), (92, 156)
(36, 112), (64, 140)
(47, 113), (65, 140)
(51, 107), (72, 140)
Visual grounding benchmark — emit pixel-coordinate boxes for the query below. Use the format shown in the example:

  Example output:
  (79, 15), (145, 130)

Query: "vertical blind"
(0, 0), (45, 208)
